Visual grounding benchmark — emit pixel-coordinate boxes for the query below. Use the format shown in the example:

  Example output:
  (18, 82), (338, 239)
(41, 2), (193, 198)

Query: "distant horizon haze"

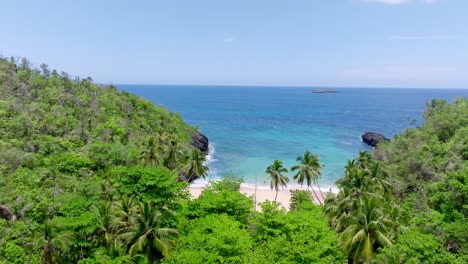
(113, 83), (468, 90)
(2, 0), (468, 89)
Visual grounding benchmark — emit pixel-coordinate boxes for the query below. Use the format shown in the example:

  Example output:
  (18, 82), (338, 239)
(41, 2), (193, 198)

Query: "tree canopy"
(1, 56), (467, 263)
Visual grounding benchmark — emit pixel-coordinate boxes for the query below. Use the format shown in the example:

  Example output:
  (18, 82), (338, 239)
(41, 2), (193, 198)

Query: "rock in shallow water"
(362, 132), (390, 147)
(191, 131), (209, 155)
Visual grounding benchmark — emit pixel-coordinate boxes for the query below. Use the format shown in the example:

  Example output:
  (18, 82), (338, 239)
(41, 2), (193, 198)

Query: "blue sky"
(1, 0), (467, 88)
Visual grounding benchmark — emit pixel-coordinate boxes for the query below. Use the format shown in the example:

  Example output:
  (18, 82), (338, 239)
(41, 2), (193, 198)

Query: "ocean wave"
(204, 142), (217, 164)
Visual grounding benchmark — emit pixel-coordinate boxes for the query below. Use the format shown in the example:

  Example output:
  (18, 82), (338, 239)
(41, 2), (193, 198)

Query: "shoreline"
(189, 182), (337, 210)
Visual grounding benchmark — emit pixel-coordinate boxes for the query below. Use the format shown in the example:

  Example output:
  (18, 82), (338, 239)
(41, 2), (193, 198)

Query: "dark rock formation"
(362, 132), (390, 147)
(191, 131), (209, 155)
(0, 204), (14, 221)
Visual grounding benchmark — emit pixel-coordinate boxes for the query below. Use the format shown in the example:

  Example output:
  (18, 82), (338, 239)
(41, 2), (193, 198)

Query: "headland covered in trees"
(0, 57), (467, 263)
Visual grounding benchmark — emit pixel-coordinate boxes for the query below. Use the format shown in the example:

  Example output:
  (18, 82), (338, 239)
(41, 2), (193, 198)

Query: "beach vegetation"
(291, 150), (324, 205)
(265, 160), (290, 201)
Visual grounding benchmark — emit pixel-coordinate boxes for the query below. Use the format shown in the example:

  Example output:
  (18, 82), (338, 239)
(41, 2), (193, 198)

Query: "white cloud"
(360, 0), (409, 4)
(359, 0), (437, 4)
(342, 66), (456, 80)
(389, 35), (458, 40)
(223, 36), (236, 43)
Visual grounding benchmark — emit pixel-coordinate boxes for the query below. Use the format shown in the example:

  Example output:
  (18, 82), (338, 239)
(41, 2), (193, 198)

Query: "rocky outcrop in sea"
(362, 132), (390, 147)
(192, 131), (209, 155)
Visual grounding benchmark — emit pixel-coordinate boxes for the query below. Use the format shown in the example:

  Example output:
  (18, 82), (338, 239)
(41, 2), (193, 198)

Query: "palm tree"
(108, 239), (126, 259)
(385, 202), (408, 241)
(367, 161), (392, 195)
(92, 201), (114, 250)
(100, 180), (115, 201)
(140, 137), (160, 167)
(154, 127), (169, 150)
(184, 149), (208, 182)
(265, 160), (289, 201)
(164, 139), (184, 170)
(357, 151), (372, 170)
(336, 168), (380, 215)
(113, 196), (136, 232)
(120, 201), (178, 263)
(33, 220), (73, 264)
(326, 166), (380, 233)
(345, 159), (357, 175)
(290, 151), (324, 205)
(338, 197), (393, 264)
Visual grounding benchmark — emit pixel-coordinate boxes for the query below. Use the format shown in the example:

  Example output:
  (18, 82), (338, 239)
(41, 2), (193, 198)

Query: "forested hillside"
(372, 98), (468, 262)
(0, 57), (205, 263)
(324, 97), (467, 263)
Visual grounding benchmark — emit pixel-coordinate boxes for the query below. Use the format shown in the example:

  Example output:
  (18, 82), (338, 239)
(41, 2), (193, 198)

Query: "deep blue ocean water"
(118, 85), (468, 187)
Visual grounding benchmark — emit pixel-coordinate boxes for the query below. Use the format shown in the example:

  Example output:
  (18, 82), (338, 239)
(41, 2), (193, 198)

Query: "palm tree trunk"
(44, 245), (52, 264)
(316, 181), (325, 205)
(309, 186), (322, 205)
(275, 190), (278, 201)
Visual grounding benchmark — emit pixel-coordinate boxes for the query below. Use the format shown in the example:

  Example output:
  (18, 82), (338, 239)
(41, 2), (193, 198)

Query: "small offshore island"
(311, 89), (339, 93)
(0, 57), (467, 264)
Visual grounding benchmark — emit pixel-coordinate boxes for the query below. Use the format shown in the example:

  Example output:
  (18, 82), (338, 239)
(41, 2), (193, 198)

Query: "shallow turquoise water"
(118, 85), (468, 186)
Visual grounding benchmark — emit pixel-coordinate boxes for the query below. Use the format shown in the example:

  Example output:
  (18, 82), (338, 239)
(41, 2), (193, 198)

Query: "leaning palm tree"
(140, 137), (160, 167)
(33, 220), (73, 264)
(339, 197), (393, 264)
(290, 151), (324, 205)
(184, 149), (209, 182)
(120, 201), (178, 263)
(265, 160), (289, 201)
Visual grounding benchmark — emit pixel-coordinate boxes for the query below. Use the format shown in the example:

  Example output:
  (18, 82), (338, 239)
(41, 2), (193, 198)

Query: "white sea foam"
(204, 142), (216, 165)
(241, 182), (339, 194)
(190, 178), (339, 194)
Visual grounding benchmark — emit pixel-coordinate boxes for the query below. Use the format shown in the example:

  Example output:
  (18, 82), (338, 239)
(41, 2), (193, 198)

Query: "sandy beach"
(189, 183), (330, 210)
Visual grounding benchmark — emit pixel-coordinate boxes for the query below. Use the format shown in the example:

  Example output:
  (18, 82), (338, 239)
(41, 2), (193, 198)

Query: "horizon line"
(112, 83), (468, 90)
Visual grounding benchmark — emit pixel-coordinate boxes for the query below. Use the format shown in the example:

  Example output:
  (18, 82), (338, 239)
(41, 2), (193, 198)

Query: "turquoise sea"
(118, 85), (468, 187)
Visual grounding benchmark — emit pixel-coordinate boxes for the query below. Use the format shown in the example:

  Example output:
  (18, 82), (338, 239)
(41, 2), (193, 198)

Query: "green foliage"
(0, 57), (198, 263)
(33, 219), (74, 264)
(429, 168), (468, 221)
(3, 56), (465, 263)
(167, 214), (254, 264)
(121, 201), (179, 263)
(173, 178), (344, 263)
(204, 175), (243, 192)
(325, 152), (405, 263)
(182, 179), (254, 225)
(289, 189), (315, 211)
(254, 201), (345, 263)
(374, 229), (459, 264)
(327, 98), (468, 263)
(112, 166), (189, 212)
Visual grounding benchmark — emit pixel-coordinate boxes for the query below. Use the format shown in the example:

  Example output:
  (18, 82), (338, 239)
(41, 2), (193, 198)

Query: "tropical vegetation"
(1, 56), (467, 263)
